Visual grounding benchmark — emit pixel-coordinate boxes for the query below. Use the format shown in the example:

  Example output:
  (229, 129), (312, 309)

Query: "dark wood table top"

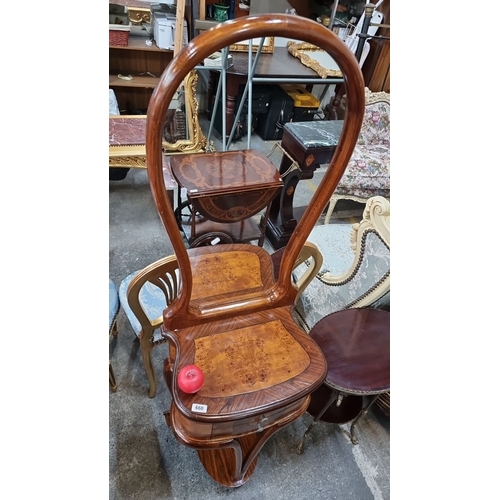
(225, 47), (339, 80)
(309, 308), (390, 395)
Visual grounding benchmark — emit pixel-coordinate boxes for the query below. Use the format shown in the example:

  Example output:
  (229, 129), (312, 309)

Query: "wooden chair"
(118, 246), (323, 398)
(145, 14), (365, 487)
(118, 256), (180, 398)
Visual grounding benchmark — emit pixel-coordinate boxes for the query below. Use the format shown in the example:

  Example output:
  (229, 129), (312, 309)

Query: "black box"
(292, 106), (320, 122)
(213, 85), (272, 141)
(255, 85), (294, 141)
(235, 84), (273, 116)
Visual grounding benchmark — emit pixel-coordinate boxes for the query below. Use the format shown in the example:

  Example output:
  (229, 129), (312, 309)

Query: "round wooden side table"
(297, 308), (390, 453)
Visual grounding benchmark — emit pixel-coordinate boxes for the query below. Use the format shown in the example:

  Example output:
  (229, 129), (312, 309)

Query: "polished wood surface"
(297, 307), (390, 449)
(170, 149), (282, 224)
(146, 14), (366, 487)
(171, 149), (282, 246)
(310, 308), (390, 394)
(164, 308), (324, 421)
(147, 17), (365, 329)
(194, 319), (309, 398)
(170, 150), (281, 196)
(226, 47), (328, 78)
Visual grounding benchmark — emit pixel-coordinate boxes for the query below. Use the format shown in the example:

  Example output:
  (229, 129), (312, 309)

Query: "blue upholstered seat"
(293, 196), (390, 331)
(118, 271), (169, 344)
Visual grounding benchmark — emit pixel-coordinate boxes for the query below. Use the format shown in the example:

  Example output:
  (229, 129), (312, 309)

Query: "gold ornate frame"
(162, 70), (207, 154)
(230, 37), (275, 53)
(127, 6), (151, 24)
(286, 41), (343, 78)
(109, 71), (208, 170)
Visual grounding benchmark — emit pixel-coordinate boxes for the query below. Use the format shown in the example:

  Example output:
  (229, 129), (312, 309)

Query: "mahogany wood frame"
(146, 16), (364, 327)
(145, 14), (365, 487)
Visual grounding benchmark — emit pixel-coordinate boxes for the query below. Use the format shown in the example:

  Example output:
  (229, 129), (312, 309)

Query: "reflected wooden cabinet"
(109, 37), (173, 113)
(202, 0), (249, 19)
(361, 0), (390, 92)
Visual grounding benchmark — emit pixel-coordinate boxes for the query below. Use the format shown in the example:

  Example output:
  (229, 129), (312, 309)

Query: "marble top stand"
(264, 119), (344, 249)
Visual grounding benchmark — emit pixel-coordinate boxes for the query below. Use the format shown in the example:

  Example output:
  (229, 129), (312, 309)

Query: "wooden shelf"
(109, 74), (160, 88)
(110, 36), (173, 52)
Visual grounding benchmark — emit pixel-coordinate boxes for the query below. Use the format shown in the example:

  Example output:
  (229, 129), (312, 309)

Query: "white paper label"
(191, 403), (208, 413)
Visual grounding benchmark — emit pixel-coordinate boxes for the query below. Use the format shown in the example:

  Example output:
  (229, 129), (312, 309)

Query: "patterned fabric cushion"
(118, 272), (169, 343)
(294, 230), (390, 330)
(336, 145), (390, 194)
(109, 279), (120, 332)
(357, 100), (390, 147)
(302, 223), (354, 275)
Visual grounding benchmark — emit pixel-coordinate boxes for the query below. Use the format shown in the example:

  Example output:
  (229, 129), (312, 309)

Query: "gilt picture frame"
(230, 37), (275, 53)
(286, 41), (343, 78)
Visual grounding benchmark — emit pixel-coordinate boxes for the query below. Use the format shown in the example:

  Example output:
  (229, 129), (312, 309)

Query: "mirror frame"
(162, 70), (208, 154)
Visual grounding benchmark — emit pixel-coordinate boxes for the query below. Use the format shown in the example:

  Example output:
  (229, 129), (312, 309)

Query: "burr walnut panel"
(194, 319), (310, 398)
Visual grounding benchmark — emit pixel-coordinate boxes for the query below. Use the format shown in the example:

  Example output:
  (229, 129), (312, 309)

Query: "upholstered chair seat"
(293, 196), (390, 331)
(325, 89), (390, 220)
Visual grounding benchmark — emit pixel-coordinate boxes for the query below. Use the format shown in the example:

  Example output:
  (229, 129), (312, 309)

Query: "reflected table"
(207, 47), (343, 141)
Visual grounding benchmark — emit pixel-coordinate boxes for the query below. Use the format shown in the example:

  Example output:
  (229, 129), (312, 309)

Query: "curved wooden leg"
(140, 337), (157, 398)
(297, 388), (338, 455)
(197, 434), (257, 488)
(109, 361), (117, 392)
(196, 413), (304, 487)
(170, 397), (310, 487)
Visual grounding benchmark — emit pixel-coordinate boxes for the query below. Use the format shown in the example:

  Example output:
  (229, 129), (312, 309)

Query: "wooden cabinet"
(109, 36), (173, 113)
(361, 0), (390, 92)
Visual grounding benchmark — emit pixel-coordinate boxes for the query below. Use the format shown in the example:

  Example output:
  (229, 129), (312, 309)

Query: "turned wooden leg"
(109, 361), (117, 392)
(141, 338), (157, 398)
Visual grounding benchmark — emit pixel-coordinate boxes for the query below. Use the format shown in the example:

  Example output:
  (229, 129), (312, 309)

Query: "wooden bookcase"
(109, 36), (173, 113)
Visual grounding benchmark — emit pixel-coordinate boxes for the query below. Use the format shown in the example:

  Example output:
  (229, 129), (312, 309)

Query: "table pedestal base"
(167, 396), (310, 487)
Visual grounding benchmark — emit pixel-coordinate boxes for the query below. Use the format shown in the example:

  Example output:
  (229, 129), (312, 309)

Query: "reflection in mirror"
(110, 1), (207, 154)
(286, 41), (343, 78)
(163, 71), (208, 154)
(230, 37), (275, 53)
